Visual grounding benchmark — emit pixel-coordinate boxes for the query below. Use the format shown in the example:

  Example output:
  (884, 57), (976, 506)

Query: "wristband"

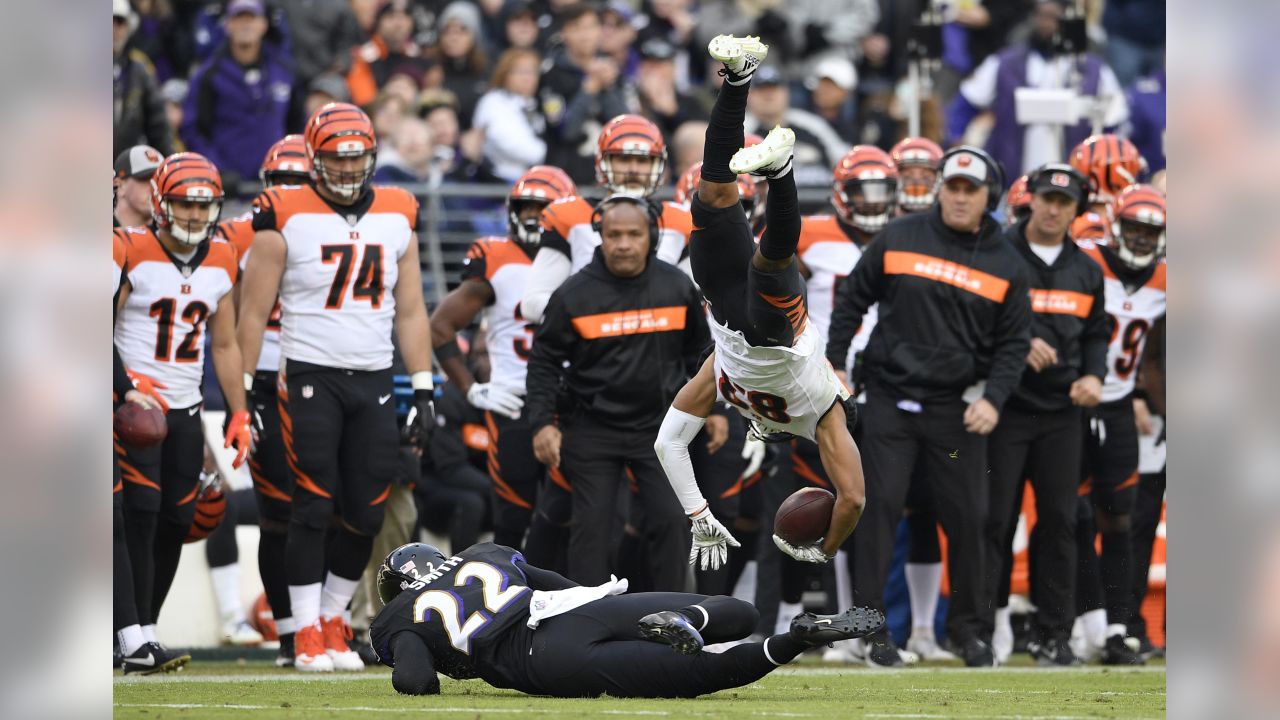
(411, 371), (434, 391)
(434, 339), (462, 362)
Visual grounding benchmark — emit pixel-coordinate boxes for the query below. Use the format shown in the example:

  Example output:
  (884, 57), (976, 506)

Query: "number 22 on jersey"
(411, 561), (529, 654)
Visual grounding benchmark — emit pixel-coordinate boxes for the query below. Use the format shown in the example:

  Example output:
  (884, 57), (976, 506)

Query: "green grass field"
(114, 658), (1165, 719)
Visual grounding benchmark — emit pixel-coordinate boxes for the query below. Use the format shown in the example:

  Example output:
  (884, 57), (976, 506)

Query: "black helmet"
(377, 543), (448, 605)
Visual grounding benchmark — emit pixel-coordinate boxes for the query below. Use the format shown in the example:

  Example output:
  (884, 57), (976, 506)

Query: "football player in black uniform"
(371, 542), (884, 697)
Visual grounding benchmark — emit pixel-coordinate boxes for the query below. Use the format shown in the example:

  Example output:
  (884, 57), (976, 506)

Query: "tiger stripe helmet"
(595, 114), (667, 197)
(304, 102), (378, 200)
(672, 162), (759, 222)
(1111, 184), (1166, 270)
(508, 165), (578, 246)
(889, 137), (943, 212)
(832, 145), (898, 234)
(150, 152), (224, 246)
(260, 134), (312, 187)
(1069, 134), (1146, 206)
(1004, 174), (1032, 226)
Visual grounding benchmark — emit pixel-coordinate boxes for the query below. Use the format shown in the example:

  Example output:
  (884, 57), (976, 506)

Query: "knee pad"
(291, 490), (334, 532)
(1094, 485), (1136, 518)
(161, 495), (199, 528)
(343, 500), (386, 538)
(1095, 508), (1132, 535)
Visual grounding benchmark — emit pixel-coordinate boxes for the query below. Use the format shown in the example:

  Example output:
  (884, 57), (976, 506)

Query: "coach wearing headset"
(526, 195), (710, 590)
(826, 146), (1032, 667)
(983, 163), (1108, 666)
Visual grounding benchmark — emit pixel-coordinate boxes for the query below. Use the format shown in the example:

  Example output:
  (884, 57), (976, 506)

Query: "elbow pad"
(654, 407), (707, 515)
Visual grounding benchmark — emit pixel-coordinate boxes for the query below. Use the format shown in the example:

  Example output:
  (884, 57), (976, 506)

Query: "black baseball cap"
(1030, 163), (1086, 206)
(753, 66), (784, 87)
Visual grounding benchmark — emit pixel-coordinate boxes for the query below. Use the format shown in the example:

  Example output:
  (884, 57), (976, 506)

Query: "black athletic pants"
(985, 405), (1081, 639)
(854, 389), (989, 644)
(1127, 467), (1165, 641)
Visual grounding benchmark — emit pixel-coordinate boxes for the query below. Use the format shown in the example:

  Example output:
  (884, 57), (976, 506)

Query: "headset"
(940, 145), (1005, 211)
(1025, 162), (1093, 217)
(590, 194), (663, 255)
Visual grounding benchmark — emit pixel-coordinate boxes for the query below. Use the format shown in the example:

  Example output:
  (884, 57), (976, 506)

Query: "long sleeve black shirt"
(526, 249), (709, 433)
(826, 207), (1032, 411)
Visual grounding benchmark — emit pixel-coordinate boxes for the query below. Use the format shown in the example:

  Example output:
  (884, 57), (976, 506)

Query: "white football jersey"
(710, 315), (847, 442)
(798, 215), (880, 378)
(253, 185), (416, 371)
(538, 196), (690, 273)
(461, 236), (537, 396)
(1083, 244), (1167, 402)
(114, 226), (237, 408)
(219, 212), (282, 373)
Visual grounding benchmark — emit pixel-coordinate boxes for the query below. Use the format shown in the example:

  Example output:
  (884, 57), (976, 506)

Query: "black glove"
(405, 389), (437, 450)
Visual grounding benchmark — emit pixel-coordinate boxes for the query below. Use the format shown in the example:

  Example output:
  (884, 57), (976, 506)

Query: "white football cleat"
(708, 35), (769, 84)
(906, 628), (957, 661)
(821, 638), (866, 663)
(221, 619), (265, 647)
(730, 125), (795, 178)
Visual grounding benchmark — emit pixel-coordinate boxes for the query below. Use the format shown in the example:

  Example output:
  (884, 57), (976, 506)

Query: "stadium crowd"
(111, 0), (1166, 677)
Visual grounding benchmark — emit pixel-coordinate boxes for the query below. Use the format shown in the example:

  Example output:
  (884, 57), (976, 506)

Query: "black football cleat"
(121, 642), (191, 675)
(790, 607), (885, 647)
(638, 610), (705, 655)
(1101, 634), (1146, 665)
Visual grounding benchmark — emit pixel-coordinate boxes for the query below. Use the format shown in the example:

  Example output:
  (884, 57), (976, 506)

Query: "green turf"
(114, 659), (1165, 719)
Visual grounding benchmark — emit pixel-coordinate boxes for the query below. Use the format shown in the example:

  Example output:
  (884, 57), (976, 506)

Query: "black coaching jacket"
(525, 249), (709, 434)
(1004, 221), (1110, 414)
(826, 207), (1032, 411)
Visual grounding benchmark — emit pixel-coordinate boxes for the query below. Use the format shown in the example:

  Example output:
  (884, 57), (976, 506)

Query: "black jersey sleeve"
(390, 632), (440, 695)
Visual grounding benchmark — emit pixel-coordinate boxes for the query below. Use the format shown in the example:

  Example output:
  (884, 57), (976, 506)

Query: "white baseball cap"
(809, 57), (858, 93)
(941, 150), (989, 185)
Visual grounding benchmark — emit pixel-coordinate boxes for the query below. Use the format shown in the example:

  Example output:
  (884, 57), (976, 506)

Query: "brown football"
(774, 487), (835, 546)
(113, 402), (168, 448)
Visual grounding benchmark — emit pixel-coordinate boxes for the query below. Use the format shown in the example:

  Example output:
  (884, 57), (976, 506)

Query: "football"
(113, 402), (167, 448)
(774, 487), (835, 546)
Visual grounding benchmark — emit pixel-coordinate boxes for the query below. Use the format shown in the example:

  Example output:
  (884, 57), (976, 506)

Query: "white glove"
(689, 507), (741, 571)
(740, 435), (765, 479)
(772, 534), (831, 564)
(466, 383), (524, 419)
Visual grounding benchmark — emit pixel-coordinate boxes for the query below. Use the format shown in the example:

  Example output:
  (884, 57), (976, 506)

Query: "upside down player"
(370, 542), (884, 697)
(653, 35), (866, 569)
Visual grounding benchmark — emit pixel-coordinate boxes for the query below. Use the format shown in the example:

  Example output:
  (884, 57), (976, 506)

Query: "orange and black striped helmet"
(259, 134), (312, 187)
(595, 114), (667, 196)
(1111, 184), (1166, 269)
(1069, 134), (1146, 205)
(304, 102), (378, 200)
(150, 152), (224, 245)
(1004, 174), (1032, 226)
(890, 137), (943, 212)
(832, 145), (898, 233)
(672, 161), (759, 220)
(507, 165), (578, 245)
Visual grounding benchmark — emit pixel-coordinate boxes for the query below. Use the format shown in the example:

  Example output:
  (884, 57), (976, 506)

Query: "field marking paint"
(114, 703), (817, 718)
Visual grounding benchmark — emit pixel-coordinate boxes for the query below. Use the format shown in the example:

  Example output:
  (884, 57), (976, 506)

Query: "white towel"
(526, 575), (629, 629)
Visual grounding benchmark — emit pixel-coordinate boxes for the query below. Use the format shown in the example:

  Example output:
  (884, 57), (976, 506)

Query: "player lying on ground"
(370, 542), (884, 698)
(654, 35), (866, 570)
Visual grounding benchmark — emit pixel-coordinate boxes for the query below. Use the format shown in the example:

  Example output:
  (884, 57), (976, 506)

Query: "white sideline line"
(114, 704), (817, 717)
(864, 716), (1161, 720)
(113, 665), (1165, 684)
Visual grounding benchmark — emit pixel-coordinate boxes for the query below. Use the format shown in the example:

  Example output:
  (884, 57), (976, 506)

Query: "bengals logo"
(957, 155), (973, 167)
(1051, 172), (1070, 187)
(145, 149), (161, 163)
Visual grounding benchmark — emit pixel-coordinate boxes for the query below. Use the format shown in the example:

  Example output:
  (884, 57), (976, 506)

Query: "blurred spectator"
(112, 145), (162, 228)
(383, 67), (427, 107)
(375, 117), (437, 183)
(114, 0), (175, 158)
(1102, 0), (1164, 88)
(472, 48), (548, 182)
(780, 0), (879, 72)
(1123, 69), (1165, 173)
(304, 72), (352, 117)
(946, 0), (1129, 179)
(276, 0), (363, 88)
(670, 119), (707, 179)
(348, 0), (433, 108)
(694, 1), (793, 68)
(635, 0), (700, 84)
(599, 2), (641, 82)
(181, 0), (299, 186)
(498, 0), (542, 51)
(159, 79), (188, 152)
(127, 0), (194, 85)
(370, 92), (413, 143)
(351, 0), (381, 35)
(539, 4), (634, 184)
(636, 38), (709, 152)
(743, 67), (849, 187)
(800, 57), (860, 145)
(436, 2), (492, 130)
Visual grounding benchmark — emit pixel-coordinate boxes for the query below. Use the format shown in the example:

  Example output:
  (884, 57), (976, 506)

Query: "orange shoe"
(321, 615), (365, 671)
(294, 621), (334, 672)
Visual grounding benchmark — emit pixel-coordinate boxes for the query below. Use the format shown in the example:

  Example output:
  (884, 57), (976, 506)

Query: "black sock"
(678, 596), (759, 643)
(762, 633), (809, 662)
(523, 513), (569, 576)
(123, 507), (158, 627)
(780, 555), (807, 605)
(149, 520), (189, 624)
(725, 528), (758, 590)
(703, 81), (751, 183)
(113, 500), (139, 632)
(286, 521), (327, 586)
(1075, 511), (1104, 615)
(328, 526), (374, 581)
(258, 528), (292, 622)
(1100, 530), (1132, 630)
(759, 170), (800, 261)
